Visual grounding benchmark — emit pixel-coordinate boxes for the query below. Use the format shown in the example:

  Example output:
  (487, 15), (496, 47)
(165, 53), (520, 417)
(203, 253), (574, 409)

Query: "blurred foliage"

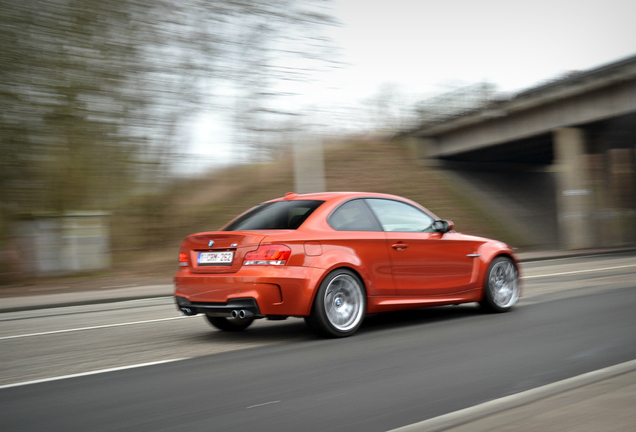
(0, 0), (337, 246)
(0, 1), (522, 282)
(414, 82), (501, 126)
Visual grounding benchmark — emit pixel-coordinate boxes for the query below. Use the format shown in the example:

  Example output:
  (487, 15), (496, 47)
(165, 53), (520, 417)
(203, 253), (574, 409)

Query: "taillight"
(243, 245), (291, 266)
(178, 252), (189, 267)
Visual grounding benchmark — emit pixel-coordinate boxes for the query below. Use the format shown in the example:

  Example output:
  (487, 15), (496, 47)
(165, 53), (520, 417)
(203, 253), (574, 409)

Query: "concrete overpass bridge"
(410, 55), (636, 250)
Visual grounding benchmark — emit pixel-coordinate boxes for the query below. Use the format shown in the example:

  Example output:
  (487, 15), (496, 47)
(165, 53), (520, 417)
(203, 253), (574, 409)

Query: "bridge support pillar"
(553, 128), (594, 249)
(606, 148), (636, 245)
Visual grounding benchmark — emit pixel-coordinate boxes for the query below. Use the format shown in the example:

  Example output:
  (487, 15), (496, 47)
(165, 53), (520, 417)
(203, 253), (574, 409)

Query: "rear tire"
(205, 315), (254, 331)
(308, 269), (366, 338)
(480, 256), (519, 313)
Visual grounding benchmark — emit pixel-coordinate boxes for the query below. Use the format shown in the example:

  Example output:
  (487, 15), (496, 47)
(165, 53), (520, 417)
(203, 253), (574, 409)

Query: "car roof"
(259, 192), (441, 231)
(269, 191), (407, 203)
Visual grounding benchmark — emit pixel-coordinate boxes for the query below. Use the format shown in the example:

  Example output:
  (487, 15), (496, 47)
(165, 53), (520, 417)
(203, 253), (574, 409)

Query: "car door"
(327, 198), (395, 296)
(365, 198), (476, 296)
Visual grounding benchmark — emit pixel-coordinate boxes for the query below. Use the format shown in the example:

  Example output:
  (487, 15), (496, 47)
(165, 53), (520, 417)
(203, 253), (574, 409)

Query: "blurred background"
(1, 0), (635, 285)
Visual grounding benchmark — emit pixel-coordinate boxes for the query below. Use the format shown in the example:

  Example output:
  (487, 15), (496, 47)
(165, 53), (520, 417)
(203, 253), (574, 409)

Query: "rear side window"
(223, 200), (324, 231)
(328, 199), (382, 231)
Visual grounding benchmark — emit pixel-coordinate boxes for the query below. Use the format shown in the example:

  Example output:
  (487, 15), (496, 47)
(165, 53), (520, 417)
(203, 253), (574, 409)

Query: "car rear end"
(174, 198), (329, 318)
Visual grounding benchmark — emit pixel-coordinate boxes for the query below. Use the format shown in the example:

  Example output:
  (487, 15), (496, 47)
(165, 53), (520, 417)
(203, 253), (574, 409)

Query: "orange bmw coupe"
(174, 192), (520, 337)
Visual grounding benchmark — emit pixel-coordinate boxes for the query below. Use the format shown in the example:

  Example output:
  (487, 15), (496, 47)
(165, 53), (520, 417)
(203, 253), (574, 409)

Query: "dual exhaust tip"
(231, 309), (254, 320)
(178, 306), (254, 319)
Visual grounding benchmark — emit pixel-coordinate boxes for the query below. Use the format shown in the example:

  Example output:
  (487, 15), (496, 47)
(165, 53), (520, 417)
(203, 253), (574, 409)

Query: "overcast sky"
(188, 0), (636, 171)
(323, 0), (636, 98)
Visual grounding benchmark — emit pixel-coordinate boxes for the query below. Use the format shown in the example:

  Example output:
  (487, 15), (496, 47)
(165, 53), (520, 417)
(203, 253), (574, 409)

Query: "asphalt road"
(1, 253), (635, 431)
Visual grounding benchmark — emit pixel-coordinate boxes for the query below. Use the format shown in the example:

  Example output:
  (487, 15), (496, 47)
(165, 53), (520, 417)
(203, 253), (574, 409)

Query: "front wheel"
(480, 256), (520, 313)
(307, 269), (366, 338)
(205, 315), (254, 332)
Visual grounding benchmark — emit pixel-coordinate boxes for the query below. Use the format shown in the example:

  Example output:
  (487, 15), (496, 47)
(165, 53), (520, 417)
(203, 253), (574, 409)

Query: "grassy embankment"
(109, 136), (527, 278)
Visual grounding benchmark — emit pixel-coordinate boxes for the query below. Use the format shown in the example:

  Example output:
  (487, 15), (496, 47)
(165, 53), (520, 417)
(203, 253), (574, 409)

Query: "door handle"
(391, 243), (408, 251)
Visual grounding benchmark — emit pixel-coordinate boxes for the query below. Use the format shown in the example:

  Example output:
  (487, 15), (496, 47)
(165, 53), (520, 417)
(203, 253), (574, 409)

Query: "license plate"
(198, 251), (234, 266)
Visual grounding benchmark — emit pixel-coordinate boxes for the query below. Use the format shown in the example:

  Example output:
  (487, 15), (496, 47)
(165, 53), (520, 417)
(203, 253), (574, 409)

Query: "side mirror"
(433, 220), (454, 234)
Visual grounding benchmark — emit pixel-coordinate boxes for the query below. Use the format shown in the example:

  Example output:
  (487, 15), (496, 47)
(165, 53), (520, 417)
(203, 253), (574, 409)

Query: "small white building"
(14, 212), (110, 275)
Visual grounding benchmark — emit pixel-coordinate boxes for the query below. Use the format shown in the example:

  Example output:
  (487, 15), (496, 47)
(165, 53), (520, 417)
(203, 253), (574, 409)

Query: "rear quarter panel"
(262, 229), (395, 298)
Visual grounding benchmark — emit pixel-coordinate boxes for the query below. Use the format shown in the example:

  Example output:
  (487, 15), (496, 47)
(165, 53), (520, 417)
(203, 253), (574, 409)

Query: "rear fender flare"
(307, 265), (368, 315)
(304, 250), (370, 312)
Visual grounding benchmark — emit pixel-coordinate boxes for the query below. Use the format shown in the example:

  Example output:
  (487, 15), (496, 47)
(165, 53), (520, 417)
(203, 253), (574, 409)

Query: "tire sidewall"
(311, 269), (366, 338)
(481, 256), (519, 313)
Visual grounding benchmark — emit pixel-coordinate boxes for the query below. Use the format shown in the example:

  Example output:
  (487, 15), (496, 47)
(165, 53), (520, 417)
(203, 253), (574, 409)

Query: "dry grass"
(106, 136), (526, 277)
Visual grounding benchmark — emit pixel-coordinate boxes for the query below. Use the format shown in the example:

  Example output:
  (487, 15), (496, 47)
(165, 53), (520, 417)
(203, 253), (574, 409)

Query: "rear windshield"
(222, 200), (325, 231)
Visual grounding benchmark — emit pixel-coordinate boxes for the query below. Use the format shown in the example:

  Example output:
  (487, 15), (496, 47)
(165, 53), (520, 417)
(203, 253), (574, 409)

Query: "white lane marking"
(0, 358), (187, 390)
(247, 400), (281, 409)
(521, 263), (636, 280)
(4, 265), (633, 339)
(0, 316), (194, 341)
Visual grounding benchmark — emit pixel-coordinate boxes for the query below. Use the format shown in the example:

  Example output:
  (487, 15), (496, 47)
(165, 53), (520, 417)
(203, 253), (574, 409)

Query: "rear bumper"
(175, 296), (260, 317)
(173, 265), (326, 316)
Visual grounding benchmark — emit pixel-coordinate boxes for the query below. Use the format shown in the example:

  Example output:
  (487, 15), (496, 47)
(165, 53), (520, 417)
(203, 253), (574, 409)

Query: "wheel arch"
(307, 265), (368, 337)
(307, 264), (369, 314)
(475, 244), (520, 298)
(478, 252), (521, 304)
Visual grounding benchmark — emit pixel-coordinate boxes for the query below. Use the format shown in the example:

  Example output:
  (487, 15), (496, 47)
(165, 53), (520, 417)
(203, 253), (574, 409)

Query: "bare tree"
(0, 0), (338, 243)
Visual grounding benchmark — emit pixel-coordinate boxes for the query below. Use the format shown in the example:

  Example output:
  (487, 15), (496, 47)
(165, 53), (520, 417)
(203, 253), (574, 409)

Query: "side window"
(365, 199), (435, 232)
(328, 199), (382, 231)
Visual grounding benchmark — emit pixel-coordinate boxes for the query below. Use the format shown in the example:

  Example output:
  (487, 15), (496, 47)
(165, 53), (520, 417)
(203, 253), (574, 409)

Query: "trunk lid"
(182, 232), (266, 274)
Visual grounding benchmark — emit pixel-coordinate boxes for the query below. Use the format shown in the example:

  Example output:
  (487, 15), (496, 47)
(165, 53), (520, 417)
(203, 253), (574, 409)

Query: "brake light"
(243, 245), (291, 266)
(179, 252), (189, 266)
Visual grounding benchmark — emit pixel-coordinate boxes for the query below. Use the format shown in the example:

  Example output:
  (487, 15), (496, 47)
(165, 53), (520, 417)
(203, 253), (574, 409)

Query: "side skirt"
(366, 288), (482, 314)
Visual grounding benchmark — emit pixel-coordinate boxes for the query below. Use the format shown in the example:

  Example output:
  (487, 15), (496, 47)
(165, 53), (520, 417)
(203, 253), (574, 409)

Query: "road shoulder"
(388, 359), (636, 432)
